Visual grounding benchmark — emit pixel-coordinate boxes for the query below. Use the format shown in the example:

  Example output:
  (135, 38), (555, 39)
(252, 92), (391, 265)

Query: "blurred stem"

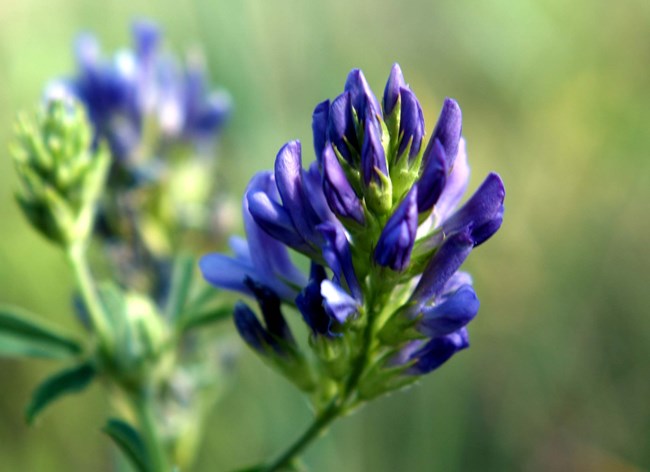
(261, 399), (341, 472)
(132, 390), (169, 472)
(66, 243), (113, 351)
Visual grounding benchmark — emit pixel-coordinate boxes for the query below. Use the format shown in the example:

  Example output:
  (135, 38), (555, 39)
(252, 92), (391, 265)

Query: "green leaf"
(165, 254), (195, 322)
(103, 418), (151, 472)
(25, 361), (96, 424)
(0, 306), (82, 359)
(179, 305), (232, 333)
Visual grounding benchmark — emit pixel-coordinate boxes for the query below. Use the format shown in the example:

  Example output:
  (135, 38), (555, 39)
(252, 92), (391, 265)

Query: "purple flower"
(416, 284), (479, 337)
(440, 172), (505, 247)
(425, 98), (463, 169)
(405, 328), (470, 375)
(383, 63), (406, 117)
(318, 222), (362, 301)
(46, 20), (230, 163)
(327, 92), (358, 163)
(374, 187), (418, 271)
(247, 141), (336, 259)
(361, 117), (388, 186)
(312, 100), (330, 164)
(416, 138), (447, 213)
(397, 88), (424, 161)
(203, 64), (505, 397)
(321, 145), (365, 225)
(410, 229), (475, 307)
(296, 264), (334, 337)
(200, 172), (306, 302)
(345, 69), (382, 122)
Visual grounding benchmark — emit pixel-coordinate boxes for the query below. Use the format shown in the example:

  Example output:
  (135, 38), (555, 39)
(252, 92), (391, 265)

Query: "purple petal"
(244, 173), (307, 292)
(296, 264), (333, 336)
(327, 92), (357, 162)
(322, 145), (365, 224)
(274, 141), (323, 242)
(303, 162), (336, 223)
(383, 63), (405, 116)
(321, 280), (359, 323)
(426, 98), (462, 168)
(199, 253), (254, 295)
(74, 33), (100, 72)
(244, 278), (293, 343)
(397, 87), (424, 161)
(234, 301), (270, 353)
(434, 138), (470, 223)
(441, 173), (505, 244)
(417, 285), (479, 337)
(407, 328), (470, 375)
(416, 139), (447, 213)
(318, 222), (362, 300)
(374, 187), (418, 271)
(247, 191), (311, 253)
(442, 271), (473, 294)
(344, 69), (381, 121)
(228, 236), (250, 261)
(471, 205), (504, 247)
(312, 100), (330, 165)
(361, 117), (388, 186)
(131, 19), (160, 65)
(410, 229), (474, 306)
(191, 91), (231, 137)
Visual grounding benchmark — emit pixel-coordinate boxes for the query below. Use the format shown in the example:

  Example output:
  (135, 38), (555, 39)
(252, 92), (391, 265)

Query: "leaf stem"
(66, 243), (113, 351)
(133, 390), (169, 472)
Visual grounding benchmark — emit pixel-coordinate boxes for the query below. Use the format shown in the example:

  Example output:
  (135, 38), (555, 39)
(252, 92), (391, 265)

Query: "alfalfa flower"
(201, 63), (505, 470)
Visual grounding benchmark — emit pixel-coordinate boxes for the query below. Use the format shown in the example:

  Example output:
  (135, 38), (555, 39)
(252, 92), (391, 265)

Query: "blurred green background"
(1, 0), (649, 470)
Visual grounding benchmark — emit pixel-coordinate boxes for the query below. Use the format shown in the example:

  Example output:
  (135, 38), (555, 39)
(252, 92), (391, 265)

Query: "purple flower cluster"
(201, 64), (504, 389)
(46, 20), (231, 164)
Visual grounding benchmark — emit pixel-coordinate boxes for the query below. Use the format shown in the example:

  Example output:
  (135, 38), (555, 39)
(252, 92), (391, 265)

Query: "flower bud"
(11, 99), (109, 247)
(374, 187), (418, 271)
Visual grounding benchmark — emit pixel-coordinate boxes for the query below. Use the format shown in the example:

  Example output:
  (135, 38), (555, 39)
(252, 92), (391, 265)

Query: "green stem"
(66, 243), (113, 351)
(261, 399), (341, 472)
(133, 391), (169, 472)
(260, 291), (382, 471)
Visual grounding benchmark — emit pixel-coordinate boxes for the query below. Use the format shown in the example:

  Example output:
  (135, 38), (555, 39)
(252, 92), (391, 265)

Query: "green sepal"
(309, 334), (350, 381)
(332, 144), (362, 195)
(0, 306), (82, 360)
(357, 357), (419, 401)
(25, 361), (96, 424)
(103, 418), (151, 472)
(377, 305), (425, 346)
(364, 172), (393, 216)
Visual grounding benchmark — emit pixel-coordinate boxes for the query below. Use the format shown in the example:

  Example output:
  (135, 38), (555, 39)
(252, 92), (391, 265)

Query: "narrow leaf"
(25, 361), (96, 424)
(165, 254), (195, 322)
(103, 418), (151, 472)
(0, 306), (82, 359)
(179, 306), (232, 333)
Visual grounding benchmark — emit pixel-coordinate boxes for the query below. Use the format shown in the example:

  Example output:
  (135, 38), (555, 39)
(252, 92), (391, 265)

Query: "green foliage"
(178, 305), (232, 333)
(25, 361), (96, 424)
(0, 306), (81, 359)
(103, 418), (152, 472)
